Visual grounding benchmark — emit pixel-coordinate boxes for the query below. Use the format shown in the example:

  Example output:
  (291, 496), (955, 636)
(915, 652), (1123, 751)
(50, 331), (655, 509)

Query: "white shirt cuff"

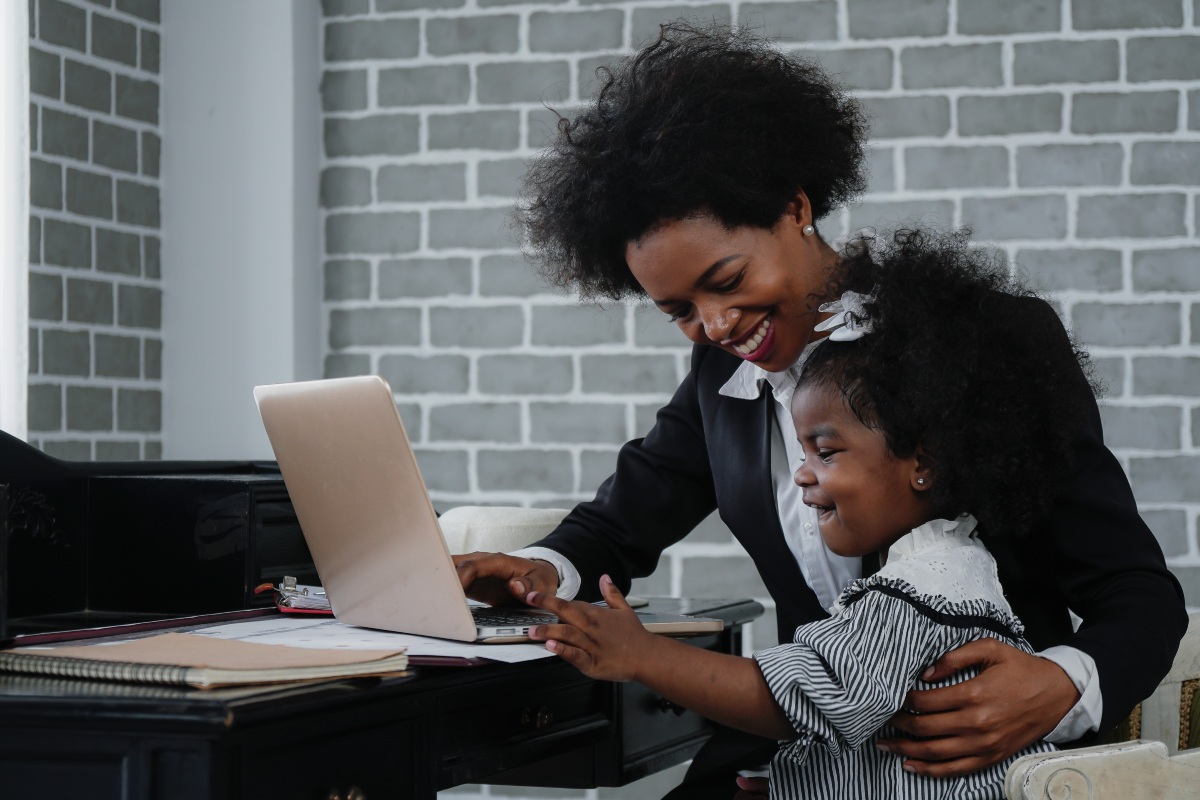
(1038, 645), (1103, 742)
(509, 546), (581, 600)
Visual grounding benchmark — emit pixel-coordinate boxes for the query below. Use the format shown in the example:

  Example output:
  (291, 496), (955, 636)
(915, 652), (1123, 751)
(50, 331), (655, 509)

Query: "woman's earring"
(802, 224), (815, 236)
(916, 478), (926, 485)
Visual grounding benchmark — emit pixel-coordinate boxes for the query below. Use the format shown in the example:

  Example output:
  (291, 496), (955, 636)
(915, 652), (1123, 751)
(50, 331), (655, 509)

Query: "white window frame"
(1, 1), (29, 439)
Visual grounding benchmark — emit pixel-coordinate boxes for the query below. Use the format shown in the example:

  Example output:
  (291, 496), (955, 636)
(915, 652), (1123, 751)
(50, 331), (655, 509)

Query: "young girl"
(526, 230), (1094, 799)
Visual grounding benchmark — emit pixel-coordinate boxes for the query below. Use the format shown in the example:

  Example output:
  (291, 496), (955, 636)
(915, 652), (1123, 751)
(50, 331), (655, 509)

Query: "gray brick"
(1141, 509), (1188, 559)
(93, 121), (138, 174)
(478, 354), (573, 394)
(379, 0), (464, 8)
(531, 305), (625, 347)
(115, 0), (159, 23)
(96, 228), (140, 275)
(66, 386), (112, 431)
(1191, 90), (1200, 131)
(30, 216), (41, 264)
(901, 43), (1002, 90)
(379, 354), (470, 393)
(144, 337), (161, 379)
(477, 61), (570, 104)
(1015, 248), (1123, 292)
(848, 0), (948, 39)
(325, 114), (420, 157)
(1128, 36), (1200, 82)
(29, 47), (60, 98)
(962, 195), (1067, 240)
(532, 402), (625, 443)
(905, 146), (1008, 190)
(1073, 302), (1180, 347)
(42, 108), (88, 161)
(527, 106), (581, 149)
(40, 0), (86, 52)
(329, 308), (421, 348)
(860, 96), (950, 139)
(477, 449), (572, 491)
(958, 93), (1062, 136)
(530, 11), (623, 52)
(321, 69), (367, 112)
(478, 158), (526, 199)
(43, 219), (91, 268)
(43, 329), (90, 375)
(140, 29), (159, 73)
(429, 208), (516, 249)
(431, 404), (521, 442)
(848, 199), (955, 232)
(28, 383), (63, 432)
(1133, 356), (1200, 396)
(378, 164), (466, 202)
(635, 403), (661, 437)
(323, 353), (369, 379)
(118, 285), (161, 329)
(322, 0), (369, 13)
(803, 47), (892, 91)
(580, 449), (619, 495)
(412, 449), (469, 493)
(1132, 142), (1200, 186)
(680, 555), (769, 600)
(427, 16), (518, 56)
(1017, 144), (1123, 188)
(96, 334), (139, 378)
(379, 65), (470, 107)
(958, 0), (1060, 34)
(864, 147), (895, 194)
(324, 259), (370, 300)
(379, 257), (472, 298)
(578, 54), (619, 99)
(141, 132), (159, 177)
(740, 2), (837, 41)
(91, 13), (137, 67)
(40, 440), (91, 460)
(633, 304), (688, 346)
(581, 355), (679, 394)
(631, 6), (731, 48)
(1133, 248), (1200, 292)
(96, 441), (140, 461)
(325, 212), (420, 255)
(477, 0), (551, 6)
(30, 272), (63, 321)
(30, 158), (62, 210)
(66, 167), (113, 219)
(324, 19), (419, 61)
(1013, 40), (1118, 85)
(116, 180), (159, 227)
(1077, 193), (1186, 239)
(480, 253), (546, 297)
(1072, 91), (1178, 134)
(430, 305), (524, 348)
(320, 166), (371, 207)
(428, 111), (520, 151)
(1129, 456), (1200, 503)
(66, 277), (114, 324)
(1071, 0), (1182, 30)
(1091, 356), (1125, 397)
(143, 235), (160, 279)
(117, 388), (160, 432)
(115, 75), (158, 124)
(1099, 404), (1180, 450)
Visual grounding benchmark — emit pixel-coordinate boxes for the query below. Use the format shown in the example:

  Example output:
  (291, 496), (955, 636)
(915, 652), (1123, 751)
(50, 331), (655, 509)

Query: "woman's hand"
(525, 574), (657, 682)
(876, 639), (1080, 777)
(453, 552), (560, 607)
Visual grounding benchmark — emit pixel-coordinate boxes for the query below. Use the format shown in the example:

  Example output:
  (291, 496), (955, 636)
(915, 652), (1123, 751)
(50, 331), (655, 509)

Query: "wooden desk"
(0, 598), (762, 800)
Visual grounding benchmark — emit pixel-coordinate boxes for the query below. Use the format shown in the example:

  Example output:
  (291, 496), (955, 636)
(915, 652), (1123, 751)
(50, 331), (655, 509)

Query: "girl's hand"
(526, 575), (657, 682)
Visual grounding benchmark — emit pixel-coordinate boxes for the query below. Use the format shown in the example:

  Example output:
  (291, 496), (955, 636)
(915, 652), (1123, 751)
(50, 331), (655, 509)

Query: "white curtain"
(0, 1), (29, 439)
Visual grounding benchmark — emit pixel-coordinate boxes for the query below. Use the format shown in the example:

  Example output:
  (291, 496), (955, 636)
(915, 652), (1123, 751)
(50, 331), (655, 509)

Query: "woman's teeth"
(734, 317), (771, 355)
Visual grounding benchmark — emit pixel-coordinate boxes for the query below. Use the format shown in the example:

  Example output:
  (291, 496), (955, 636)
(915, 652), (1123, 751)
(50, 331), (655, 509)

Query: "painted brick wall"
(27, 0), (163, 461)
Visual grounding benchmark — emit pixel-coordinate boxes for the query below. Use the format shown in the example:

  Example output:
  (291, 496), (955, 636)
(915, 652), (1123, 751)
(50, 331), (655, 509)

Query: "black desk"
(0, 598), (762, 800)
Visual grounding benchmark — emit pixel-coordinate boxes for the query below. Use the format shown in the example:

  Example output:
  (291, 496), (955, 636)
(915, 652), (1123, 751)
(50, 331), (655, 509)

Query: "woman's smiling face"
(624, 197), (838, 373)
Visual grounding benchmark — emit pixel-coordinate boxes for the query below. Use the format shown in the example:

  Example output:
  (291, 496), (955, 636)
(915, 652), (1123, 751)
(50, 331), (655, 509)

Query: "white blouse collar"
(717, 340), (823, 404)
(885, 514), (979, 566)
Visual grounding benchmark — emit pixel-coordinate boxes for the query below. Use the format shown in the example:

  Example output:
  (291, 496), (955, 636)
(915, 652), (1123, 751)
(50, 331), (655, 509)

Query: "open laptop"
(253, 375), (722, 643)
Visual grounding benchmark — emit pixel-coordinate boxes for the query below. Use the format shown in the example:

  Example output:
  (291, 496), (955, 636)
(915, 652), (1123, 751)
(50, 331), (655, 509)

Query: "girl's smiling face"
(791, 382), (933, 557)
(624, 196), (838, 373)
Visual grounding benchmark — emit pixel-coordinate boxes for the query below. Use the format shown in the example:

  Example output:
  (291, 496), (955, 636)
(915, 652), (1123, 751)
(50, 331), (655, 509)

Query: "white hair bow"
(814, 290), (876, 341)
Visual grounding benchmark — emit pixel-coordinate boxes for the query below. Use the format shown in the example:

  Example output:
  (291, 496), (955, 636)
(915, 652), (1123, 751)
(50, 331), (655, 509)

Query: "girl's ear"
(911, 448), (934, 492)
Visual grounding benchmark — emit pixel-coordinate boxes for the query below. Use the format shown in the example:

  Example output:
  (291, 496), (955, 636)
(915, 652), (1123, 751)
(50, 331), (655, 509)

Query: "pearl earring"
(917, 478), (926, 485)
(802, 224), (815, 236)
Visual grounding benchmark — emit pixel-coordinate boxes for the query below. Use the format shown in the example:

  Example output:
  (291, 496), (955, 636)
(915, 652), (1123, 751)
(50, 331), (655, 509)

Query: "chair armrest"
(1005, 740), (1200, 799)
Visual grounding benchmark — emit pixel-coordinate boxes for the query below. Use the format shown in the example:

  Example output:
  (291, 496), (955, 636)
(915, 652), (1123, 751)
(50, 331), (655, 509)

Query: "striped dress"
(753, 516), (1058, 799)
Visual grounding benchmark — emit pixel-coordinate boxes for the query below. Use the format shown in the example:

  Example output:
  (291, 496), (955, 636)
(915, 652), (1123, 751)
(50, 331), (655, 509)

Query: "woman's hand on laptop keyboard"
(453, 552), (560, 607)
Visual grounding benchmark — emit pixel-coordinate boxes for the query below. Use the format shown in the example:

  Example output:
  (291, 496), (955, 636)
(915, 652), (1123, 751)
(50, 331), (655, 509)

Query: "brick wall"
(27, 0), (163, 461)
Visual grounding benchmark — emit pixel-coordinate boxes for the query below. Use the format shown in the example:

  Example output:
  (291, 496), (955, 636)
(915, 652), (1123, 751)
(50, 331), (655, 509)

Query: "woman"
(453, 22), (1185, 798)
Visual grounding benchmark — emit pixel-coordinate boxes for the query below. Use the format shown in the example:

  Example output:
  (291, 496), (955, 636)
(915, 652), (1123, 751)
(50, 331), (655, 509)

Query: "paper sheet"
(192, 617), (556, 664)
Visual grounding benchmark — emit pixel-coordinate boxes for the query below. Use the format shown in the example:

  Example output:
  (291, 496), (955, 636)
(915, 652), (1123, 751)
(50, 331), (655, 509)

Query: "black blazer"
(535, 296), (1187, 736)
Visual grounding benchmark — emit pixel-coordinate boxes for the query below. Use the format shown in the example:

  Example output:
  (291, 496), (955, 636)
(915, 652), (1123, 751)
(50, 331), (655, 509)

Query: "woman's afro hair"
(797, 230), (1099, 540)
(517, 21), (869, 301)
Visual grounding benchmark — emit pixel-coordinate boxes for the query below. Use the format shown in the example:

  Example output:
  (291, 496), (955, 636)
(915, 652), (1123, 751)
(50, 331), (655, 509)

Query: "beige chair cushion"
(439, 506), (570, 555)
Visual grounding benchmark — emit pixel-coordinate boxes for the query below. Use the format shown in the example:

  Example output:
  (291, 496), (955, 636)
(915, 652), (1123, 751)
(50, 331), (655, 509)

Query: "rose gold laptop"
(253, 376), (722, 643)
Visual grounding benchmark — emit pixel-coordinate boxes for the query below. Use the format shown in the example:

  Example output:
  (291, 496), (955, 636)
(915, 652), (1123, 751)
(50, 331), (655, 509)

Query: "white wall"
(1, 1), (29, 440)
(162, 0), (319, 459)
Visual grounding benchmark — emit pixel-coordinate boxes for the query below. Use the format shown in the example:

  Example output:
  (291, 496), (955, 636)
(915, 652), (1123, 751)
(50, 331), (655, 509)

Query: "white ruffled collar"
(884, 514), (979, 567)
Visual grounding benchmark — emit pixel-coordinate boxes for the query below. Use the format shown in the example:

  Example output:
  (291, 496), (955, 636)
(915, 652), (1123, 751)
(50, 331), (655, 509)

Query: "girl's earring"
(802, 224), (816, 236)
(916, 478), (926, 485)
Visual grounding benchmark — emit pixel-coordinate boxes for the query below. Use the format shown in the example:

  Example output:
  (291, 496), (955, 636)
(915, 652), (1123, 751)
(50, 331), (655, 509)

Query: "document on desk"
(192, 617), (556, 665)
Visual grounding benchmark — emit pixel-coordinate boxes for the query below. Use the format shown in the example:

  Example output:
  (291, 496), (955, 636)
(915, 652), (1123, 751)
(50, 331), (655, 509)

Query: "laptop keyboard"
(471, 607), (558, 627)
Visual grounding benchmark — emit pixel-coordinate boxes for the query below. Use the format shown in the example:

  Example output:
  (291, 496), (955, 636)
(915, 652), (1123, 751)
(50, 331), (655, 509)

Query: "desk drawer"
(621, 681), (714, 760)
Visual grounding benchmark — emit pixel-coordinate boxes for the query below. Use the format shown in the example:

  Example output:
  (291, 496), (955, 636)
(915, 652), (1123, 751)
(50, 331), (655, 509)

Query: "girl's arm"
(526, 577), (797, 740)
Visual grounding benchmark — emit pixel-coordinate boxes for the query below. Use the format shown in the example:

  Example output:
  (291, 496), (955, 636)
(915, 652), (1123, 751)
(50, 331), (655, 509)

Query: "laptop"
(253, 375), (722, 643)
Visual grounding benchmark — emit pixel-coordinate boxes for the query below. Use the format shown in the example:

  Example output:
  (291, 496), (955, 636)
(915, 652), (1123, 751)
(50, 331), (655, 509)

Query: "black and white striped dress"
(753, 516), (1057, 799)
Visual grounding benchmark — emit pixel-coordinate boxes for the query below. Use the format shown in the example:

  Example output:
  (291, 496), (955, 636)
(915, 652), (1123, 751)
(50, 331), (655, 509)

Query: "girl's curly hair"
(517, 22), (869, 301)
(797, 230), (1099, 539)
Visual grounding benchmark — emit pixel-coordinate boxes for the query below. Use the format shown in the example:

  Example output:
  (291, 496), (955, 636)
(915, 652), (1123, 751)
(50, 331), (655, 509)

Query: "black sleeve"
(530, 345), (721, 601)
